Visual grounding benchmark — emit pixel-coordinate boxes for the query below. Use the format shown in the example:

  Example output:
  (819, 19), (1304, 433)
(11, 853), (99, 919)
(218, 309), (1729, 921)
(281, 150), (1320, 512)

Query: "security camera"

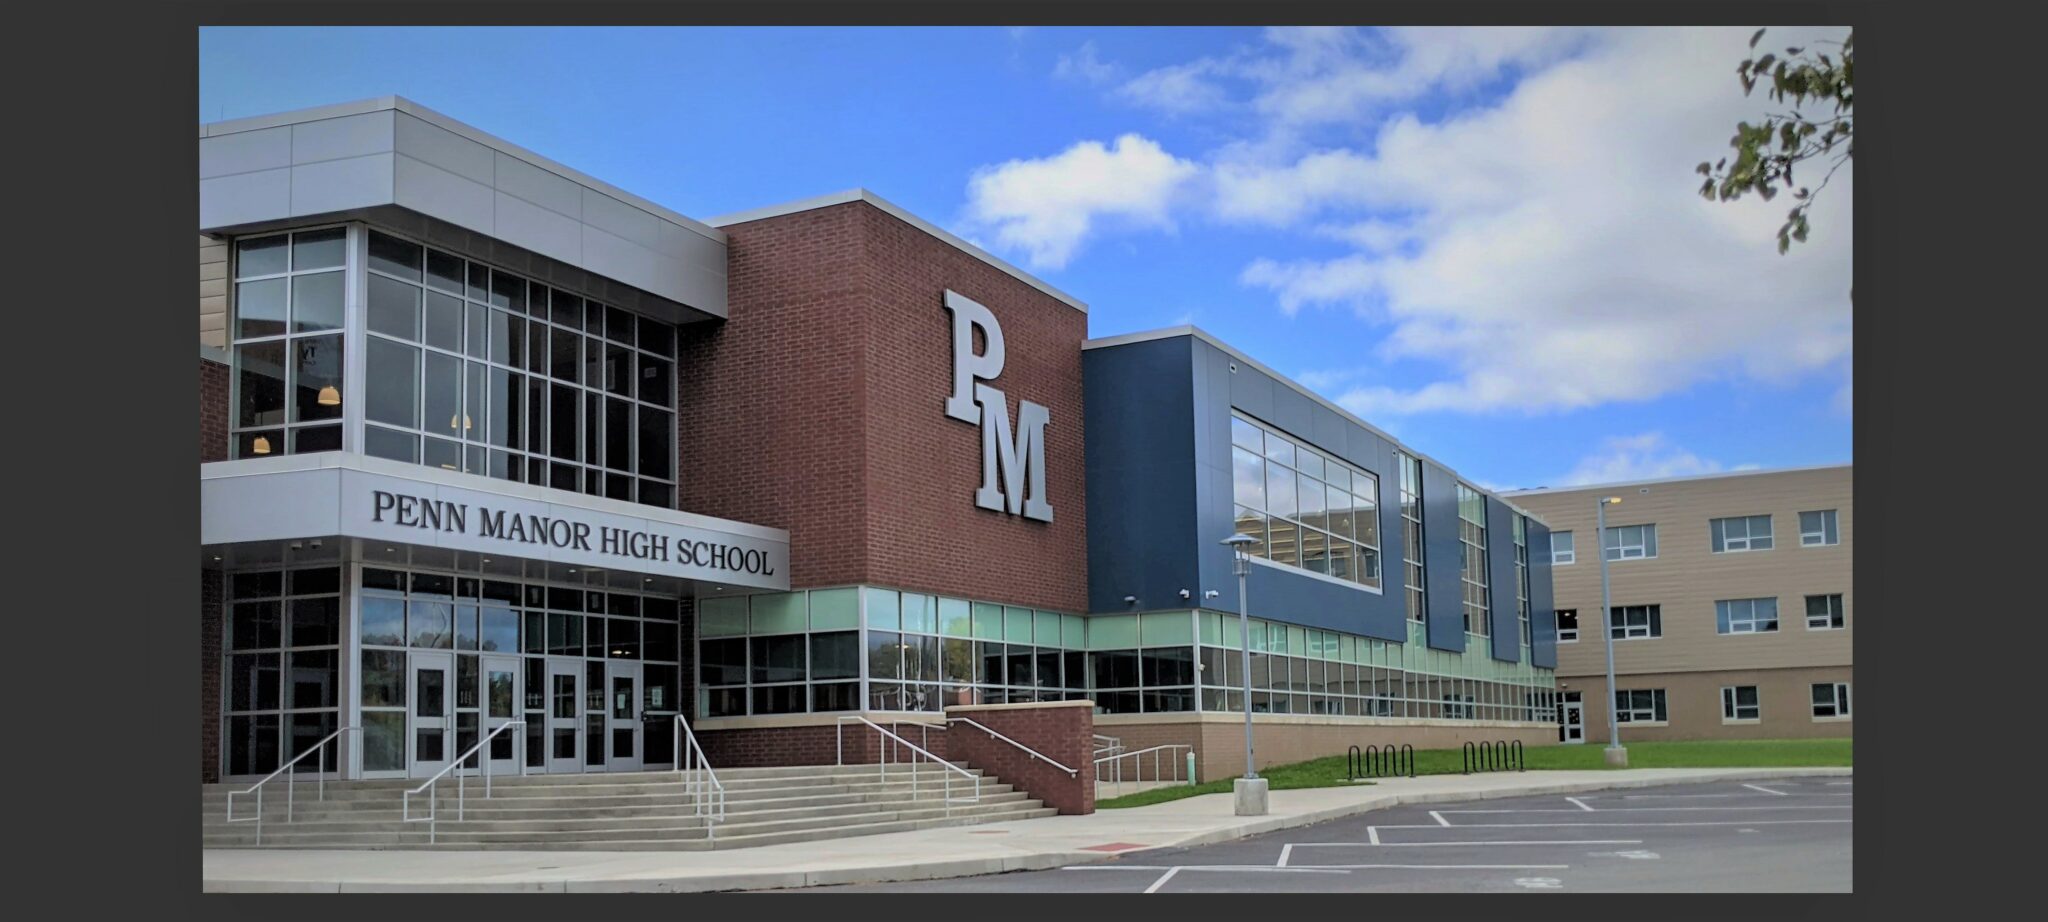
(1122, 595), (1137, 604)
(1204, 590), (1221, 600)
(1179, 589), (1191, 599)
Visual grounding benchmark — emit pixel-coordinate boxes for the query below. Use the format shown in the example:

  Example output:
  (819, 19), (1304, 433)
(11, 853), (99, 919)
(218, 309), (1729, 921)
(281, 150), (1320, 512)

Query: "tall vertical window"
(1230, 413), (1382, 589)
(1721, 685), (1760, 721)
(357, 228), (678, 510)
(1811, 683), (1851, 718)
(1805, 593), (1846, 629)
(1710, 515), (1774, 552)
(1603, 524), (1657, 560)
(1398, 452), (1425, 622)
(1800, 509), (1840, 546)
(1514, 515), (1531, 647)
(1715, 597), (1780, 634)
(222, 565), (344, 776)
(1457, 484), (1489, 636)
(1550, 530), (1575, 565)
(230, 228), (348, 458)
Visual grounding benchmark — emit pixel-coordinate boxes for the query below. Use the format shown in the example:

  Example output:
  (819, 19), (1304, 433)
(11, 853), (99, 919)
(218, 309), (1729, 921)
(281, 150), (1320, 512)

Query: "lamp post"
(1222, 533), (1266, 815)
(1594, 493), (1636, 768)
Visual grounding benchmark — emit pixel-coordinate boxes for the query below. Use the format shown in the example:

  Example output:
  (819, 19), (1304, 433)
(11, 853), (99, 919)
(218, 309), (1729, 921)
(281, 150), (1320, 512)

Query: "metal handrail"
(1093, 743), (1193, 799)
(224, 725), (359, 845)
(674, 715), (726, 840)
(836, 716), (980, 813)
(946, 717), (1078, 776)
(401, 720), (526, 845)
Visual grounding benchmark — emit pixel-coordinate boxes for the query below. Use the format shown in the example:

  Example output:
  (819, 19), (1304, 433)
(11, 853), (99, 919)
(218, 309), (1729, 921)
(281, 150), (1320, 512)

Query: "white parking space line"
(1289, 839), (1641, 848)
(1612, 792), (1852, 799)
(1277, 844), (1293, 867)
(1371, 819), (1851, 828)
(1438, 805), (1849, 814)
(1827, 781), (1853, 786)
(1143, 867), (1181, 893)
(1430, 810), (1451, 827)
(1292, 863), (1572, 871)
(1744, 783), (1789, 796)
(1567, 797), (1596, 812)
(1368, 826), (1380, 845)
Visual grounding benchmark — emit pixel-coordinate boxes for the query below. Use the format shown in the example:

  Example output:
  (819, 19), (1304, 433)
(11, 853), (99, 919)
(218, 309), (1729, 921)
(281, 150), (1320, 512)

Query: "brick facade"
(200, 568), (223, 783)
(201, 356), (228, 463)
(677, 200), (1088, 612)
(945, 701), (1095, 814)
(1098, 714), (1556, 784)
(699, 722), (953, 768)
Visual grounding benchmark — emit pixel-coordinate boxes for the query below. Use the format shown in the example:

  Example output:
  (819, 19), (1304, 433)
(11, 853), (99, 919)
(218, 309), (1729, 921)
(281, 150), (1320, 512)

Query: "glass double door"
(539, 658), (648, 773)
(406, 652), (522, 779)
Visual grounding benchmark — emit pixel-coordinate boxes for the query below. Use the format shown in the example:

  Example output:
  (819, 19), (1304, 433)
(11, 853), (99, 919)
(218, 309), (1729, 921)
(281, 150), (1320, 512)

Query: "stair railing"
(401, 720), (526, 845)
(946, 717), (1078, 777)
(674, 715), (727, 840)
(223, 725), (359, 846)
(1093, 744), (1193, 800)
(836, 715), (980, 815)
(1093, 733), (1126, 758)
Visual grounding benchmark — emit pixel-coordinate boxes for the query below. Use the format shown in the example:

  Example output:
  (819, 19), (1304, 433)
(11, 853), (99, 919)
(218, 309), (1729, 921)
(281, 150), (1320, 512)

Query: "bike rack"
(1350, 743), (1417, 780)
(1346, 745), (1364, 781)
(1463, 739), (1523, 774)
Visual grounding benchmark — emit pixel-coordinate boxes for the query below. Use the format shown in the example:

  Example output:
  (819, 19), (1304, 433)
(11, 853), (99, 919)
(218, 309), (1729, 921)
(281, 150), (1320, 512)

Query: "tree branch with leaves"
(1697, 27), (1853, 253)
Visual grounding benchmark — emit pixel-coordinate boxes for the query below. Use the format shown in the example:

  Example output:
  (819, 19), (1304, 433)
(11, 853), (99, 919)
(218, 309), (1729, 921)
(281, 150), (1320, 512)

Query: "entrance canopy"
(203, 453), (790, 592)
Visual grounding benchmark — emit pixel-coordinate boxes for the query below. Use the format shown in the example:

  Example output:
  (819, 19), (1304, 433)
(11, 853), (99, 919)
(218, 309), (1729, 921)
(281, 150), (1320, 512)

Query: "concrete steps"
(203, 763), (1050, 851)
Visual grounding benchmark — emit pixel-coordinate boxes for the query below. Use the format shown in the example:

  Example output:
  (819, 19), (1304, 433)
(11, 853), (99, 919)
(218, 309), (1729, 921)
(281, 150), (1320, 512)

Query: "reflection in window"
(1230, 412), (1382, 589)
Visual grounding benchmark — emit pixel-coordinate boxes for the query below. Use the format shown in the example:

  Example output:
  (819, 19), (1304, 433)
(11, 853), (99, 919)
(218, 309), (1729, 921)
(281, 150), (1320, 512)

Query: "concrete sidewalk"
(203, 766), (1851, 892)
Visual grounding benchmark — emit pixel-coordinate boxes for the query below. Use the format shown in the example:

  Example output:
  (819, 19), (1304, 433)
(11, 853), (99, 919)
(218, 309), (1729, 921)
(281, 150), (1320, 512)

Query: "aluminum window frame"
(1799, 509), (1841, 546)
(1230, 412), (1385, 592)
(1613, 688), (1667, 723)
(1805, 593), (1847, 630)
(1550, 530), (1575, 565)
(1720, 685), (1761, 721)
(1711, 514), (1776, 553)
(1608, 604), (1662, 640)
(1715, 597), (1781, 635)
(1603, 524), (1658, 561)
(1811, 682), (1851, 718)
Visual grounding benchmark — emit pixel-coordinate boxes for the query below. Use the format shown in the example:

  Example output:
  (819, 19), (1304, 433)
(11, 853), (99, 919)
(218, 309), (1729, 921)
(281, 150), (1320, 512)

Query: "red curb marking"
(1080, 842), (1149, 852)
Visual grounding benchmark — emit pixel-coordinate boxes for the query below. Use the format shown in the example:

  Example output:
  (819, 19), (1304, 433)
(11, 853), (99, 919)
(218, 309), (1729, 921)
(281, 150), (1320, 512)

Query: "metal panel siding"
(1528, 520), (1558, 668)
(1486, 497), (1520, 663)
(1421, 461), (1467, 652)
(1366, 432), (1409, 643)
(1082, 337), (1201, 614)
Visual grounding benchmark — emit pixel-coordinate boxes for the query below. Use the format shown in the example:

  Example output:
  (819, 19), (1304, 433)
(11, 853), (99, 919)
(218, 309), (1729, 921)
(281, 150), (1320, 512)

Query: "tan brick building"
(1504, 465), (1851, 743)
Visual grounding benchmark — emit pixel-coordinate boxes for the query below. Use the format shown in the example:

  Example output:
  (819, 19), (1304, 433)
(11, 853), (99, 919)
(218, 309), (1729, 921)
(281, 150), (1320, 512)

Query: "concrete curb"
(202, 767), (1851, 893)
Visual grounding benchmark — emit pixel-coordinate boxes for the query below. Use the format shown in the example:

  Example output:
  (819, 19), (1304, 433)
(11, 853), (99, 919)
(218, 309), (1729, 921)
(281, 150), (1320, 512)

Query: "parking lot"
(815, 777), (1852, 893)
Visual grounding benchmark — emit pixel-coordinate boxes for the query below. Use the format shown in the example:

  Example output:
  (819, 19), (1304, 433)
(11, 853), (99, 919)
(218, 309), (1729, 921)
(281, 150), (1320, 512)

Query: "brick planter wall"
(1098, 714), (1556, 783)
(944, 701), (1095, 815)
(698, 719), (952, 768)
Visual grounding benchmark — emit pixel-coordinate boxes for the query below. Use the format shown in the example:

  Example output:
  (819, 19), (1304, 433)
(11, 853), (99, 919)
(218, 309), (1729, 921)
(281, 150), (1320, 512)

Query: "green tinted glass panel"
(699, 597), (747, 637)
(809, 588), (859, 631)
(1289, 626), (1307, 656)
(1090, 614), (1138, 650)
(938, 598), (972, 637)
(902, 593), (935, 634)
(750, 593), (808, 634)
(1140, 611), (1194, 646)
(1004, 607), (1034, 644)
(971, 603), (1004, 641)
(1064, 613), (1086, 649)
(864, 587), (900, 631)
(1249, 619), (1270, 653)
(1199, 611), (1223, 646)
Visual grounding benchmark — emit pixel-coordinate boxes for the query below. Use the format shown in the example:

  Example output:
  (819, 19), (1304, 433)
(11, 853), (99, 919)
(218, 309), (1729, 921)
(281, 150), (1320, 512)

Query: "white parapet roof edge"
(703, 188), (1088, 314)
(201, 95), (727, 246)
(1497, 462), (1854, 497)
(1083, 325), (1548, 526)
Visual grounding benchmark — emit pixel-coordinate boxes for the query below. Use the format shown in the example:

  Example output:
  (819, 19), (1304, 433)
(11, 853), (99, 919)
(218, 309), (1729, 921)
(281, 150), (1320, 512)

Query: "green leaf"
(1751, 27), (1767, 48)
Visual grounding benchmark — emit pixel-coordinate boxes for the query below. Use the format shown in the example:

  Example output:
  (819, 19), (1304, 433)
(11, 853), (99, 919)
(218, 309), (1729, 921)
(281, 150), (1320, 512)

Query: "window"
(1806, 594), (1846, 630)
(1604, 524), (1657, 560)
(1721, 685), (1760, 721)
(1550, 530), (1575, 565)
(1716, 598), (1780, 634)
(222, 565), (344, 776)
(1556, 609), (1579, 643)
(1614, 688), (1667, 723)
(1514, 515), (1531, 647)
(1711, 515), (1775, 553)
(230, 227), (348, 459)
(1609, 605), (1661, 639)
(1811, 683), (1851, 718)
(1442, 694), (1476, 720)
(1800, 510), (1840, 546)
(1398, 452), (1425, 622)
(1457, 484), (1490, 636)
(358, 228), (678, 510)
(1232, 413), (1383, 589)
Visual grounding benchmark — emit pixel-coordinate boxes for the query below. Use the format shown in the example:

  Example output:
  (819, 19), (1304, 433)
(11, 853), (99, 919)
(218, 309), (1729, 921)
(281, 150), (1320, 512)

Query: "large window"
(1800, 510), (1841, 546)
(1711, 515), (1774, 553)
(1514, 515), (1531, 648)
(1399, 452), (1425, 621)
(1603, 524), (1657, 560)
(358, 229), (678, 509)
(1614, 688), (1667, 723)
(1609, 604), (1662, 639)
(1806, 593), (1846, 630)
(1721, 685), (1760, 721)
(1231, 414), (1382, 589)
(1457, 484), (1490, 636)
(222, 565), (344, 776)
(1550, 530), (1575, 565)
(1556, 609), (1579, 643)
(1811, 683), (1851, 718)
(229, 228), (348, 459)
(1716, 597), (1780, 634)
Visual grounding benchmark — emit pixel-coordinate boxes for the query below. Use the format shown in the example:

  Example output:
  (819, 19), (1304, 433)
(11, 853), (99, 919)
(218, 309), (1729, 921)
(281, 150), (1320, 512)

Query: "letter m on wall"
(974, 383), (1054, 522)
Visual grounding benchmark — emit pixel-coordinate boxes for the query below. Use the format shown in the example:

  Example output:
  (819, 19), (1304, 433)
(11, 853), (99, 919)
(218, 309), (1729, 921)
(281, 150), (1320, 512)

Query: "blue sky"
(200, 25), (1853, 491)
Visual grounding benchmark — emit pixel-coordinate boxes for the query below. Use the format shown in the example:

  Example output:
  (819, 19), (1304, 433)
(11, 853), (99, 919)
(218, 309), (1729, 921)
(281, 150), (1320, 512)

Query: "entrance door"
(1560, 692), (1586, 744)
(408, 652), (455, 778)
(607, 661), (644, 772)
(546, 658), (582, 773)
(482, 655), (522, 776)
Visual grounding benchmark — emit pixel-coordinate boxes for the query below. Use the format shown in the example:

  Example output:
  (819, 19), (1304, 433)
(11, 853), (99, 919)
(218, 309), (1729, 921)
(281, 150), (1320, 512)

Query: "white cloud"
(1054, 40), (1118, 84)
(961, 134), (1199, 270)
(1115, 59), (1232, 114)
(1555, 432), (1730, 486)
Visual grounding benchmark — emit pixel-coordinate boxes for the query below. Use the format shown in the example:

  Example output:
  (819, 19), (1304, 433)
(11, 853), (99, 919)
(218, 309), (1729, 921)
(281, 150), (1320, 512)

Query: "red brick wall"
(201, 356), (229, 463)
(200, 568), (223, 783)
(678, 200), (1088, 612)
(698, 722), (952, 768)
(945, 702), (1095, 814)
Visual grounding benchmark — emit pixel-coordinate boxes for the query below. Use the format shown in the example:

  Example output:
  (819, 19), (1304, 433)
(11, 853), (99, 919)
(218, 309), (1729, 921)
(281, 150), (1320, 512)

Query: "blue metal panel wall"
(1486, 497), (1521, 663)
(1527, 520), (1558, 668)
(1082, 337), (1202, 614)
(1420, 461), (1466, 652)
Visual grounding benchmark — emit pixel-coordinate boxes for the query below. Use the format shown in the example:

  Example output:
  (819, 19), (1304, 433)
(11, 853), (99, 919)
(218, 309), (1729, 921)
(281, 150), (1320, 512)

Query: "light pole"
(1222, 533), (1266, 814)
(1594, 492), (1640, 768)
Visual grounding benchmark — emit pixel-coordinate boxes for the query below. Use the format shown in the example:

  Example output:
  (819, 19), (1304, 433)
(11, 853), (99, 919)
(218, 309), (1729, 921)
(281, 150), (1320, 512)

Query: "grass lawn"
(1096, 738), (1852, 809)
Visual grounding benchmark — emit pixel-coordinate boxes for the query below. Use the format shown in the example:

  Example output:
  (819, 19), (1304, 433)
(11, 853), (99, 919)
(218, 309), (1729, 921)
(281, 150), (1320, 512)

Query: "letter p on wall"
(944, 290), (1006, 423)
